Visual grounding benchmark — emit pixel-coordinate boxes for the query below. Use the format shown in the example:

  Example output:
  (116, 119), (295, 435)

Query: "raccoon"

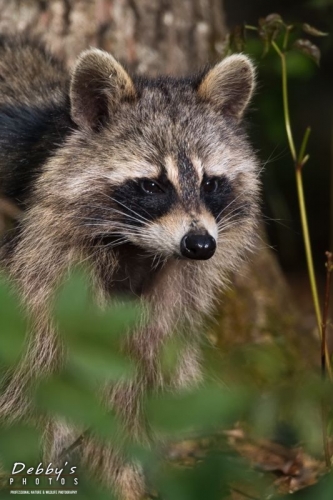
(0, 37), (259, 499)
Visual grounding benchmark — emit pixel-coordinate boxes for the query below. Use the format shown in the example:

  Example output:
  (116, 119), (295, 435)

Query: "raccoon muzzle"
(180, 232), (216, 260)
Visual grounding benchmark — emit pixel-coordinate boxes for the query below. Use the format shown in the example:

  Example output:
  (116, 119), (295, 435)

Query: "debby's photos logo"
(8, 461), (79, 495)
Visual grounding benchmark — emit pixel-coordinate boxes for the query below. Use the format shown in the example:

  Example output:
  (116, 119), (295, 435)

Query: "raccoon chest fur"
(97, 240), (162, 296)
(0, 36), (260, 500)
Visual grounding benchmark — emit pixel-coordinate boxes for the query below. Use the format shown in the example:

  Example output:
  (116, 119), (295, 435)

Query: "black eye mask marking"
(201, 174), (249, 221)
(111, 168), (249, 229)
(112, 173), (177, 225)
(140, 178), (165, 195)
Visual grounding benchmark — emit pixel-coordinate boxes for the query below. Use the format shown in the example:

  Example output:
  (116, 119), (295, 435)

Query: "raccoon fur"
(0, 36), (260, 499)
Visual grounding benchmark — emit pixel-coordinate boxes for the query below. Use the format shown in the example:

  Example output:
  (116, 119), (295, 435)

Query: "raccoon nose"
(180, 233), (216, 260)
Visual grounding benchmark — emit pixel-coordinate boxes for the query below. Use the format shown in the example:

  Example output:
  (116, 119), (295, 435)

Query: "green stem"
(244, 25), (258, 31)
(296, 169), (332, 377)
(272, 40), (332, 379)
(298, 127), (311, 165)
(271, 41), (297, 162)
(295, 168), (322, 333)
(283, 25), (293, 51)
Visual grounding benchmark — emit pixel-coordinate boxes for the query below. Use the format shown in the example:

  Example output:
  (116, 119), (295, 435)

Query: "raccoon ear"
(70, 48), (136, 131)
(197, 54), (255, 120)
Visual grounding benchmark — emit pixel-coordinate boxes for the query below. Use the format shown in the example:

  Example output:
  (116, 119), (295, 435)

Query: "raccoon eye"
(202, 178), (218, 194)
(140, 179), (164, 195)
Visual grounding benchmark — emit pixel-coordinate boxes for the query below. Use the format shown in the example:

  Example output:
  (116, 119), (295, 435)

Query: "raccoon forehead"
(60, 158), (160, 196)
(164, 154), (204, 193)
(103, 160), (160, 185)
(201, 144), (258, 180)
(96, 154), (203, 190)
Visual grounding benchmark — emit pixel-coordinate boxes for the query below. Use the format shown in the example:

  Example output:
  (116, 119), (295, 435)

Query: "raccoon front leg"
(0, 317), (63, 419)
(44, 419), (146, 500)
(82, 438), (146, 500)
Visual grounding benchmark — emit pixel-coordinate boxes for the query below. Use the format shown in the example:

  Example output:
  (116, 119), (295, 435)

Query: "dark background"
(225, 0), (332, 280)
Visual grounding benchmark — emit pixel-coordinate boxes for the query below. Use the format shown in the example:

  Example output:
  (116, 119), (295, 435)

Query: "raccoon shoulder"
(0, 35), (68, 106)
(0, 37), (74, 207)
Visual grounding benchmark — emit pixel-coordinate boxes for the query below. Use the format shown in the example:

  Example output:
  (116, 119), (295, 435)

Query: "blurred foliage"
(1, 269), (333, 499)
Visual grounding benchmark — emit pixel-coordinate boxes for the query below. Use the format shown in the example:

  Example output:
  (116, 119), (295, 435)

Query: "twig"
(321, 251), (333, 378)
(320, 251), (333, 467)
(57, 429), (89, 463)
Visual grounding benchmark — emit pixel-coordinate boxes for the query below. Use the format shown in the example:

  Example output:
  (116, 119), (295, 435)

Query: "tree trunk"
(0, 0), (316, 358)
(0, 0), (226, 73)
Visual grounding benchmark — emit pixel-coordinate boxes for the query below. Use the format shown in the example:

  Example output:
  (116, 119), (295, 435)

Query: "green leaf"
(155, 454), (229, 500)
(68, 341), (134, 383)
(302, 23), (328, 37)
(145, 384), (252, 436)
(74, 472), (118, 500)
(34, 372), (123, 442)
(293, 39), (321, 65)
(54, 268), (143, 384)
(153, 451), (266, 500)
(0, 424), (40, 471)
(55, 268), (142, 344)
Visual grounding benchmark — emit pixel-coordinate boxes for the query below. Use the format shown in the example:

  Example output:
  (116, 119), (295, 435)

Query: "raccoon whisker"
(82, 222), (143, 235)
(151, 253), (159, 269)
(255, 235), (276, 252)
(255, 162), (268, 179)
(90, 233), (142, 245)
(254, 147), (288, 181)
(87, 206), (150, 227)
(82, 223), (115, 227)
(85, 205), (143, 223)
(215, 191), (247, 221)
(217, 207), (249, 229)
(262, 214), (293, 231)
(104, 238), (129, 248)
(217, 213), (247, 229)
(218, 219), (245, 231)
(220, 199), (251, 218)
(83, 227), (143, 239)
(262, 145), (288, 167)
(90, 205), (150, 227)
(101, 195), (151, 224)
(137, 247), (167, 267)
(218, 220), (243, 233)
(91, 237), (130, 250)
(218, 206), (245, 224)
(79, 218), (146, 234)
(100, 191), (154, 220)
(151, 252), (167, 271)
(109, 222), (146, 231)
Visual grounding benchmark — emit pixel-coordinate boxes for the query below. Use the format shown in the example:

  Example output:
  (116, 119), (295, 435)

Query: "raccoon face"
(66, 49), (258, 262)
(110, 154), (219, 261)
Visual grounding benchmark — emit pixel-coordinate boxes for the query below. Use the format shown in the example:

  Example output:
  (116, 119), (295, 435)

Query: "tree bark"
(0, 0), (316, 358)
(0, 0), (226, 73)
